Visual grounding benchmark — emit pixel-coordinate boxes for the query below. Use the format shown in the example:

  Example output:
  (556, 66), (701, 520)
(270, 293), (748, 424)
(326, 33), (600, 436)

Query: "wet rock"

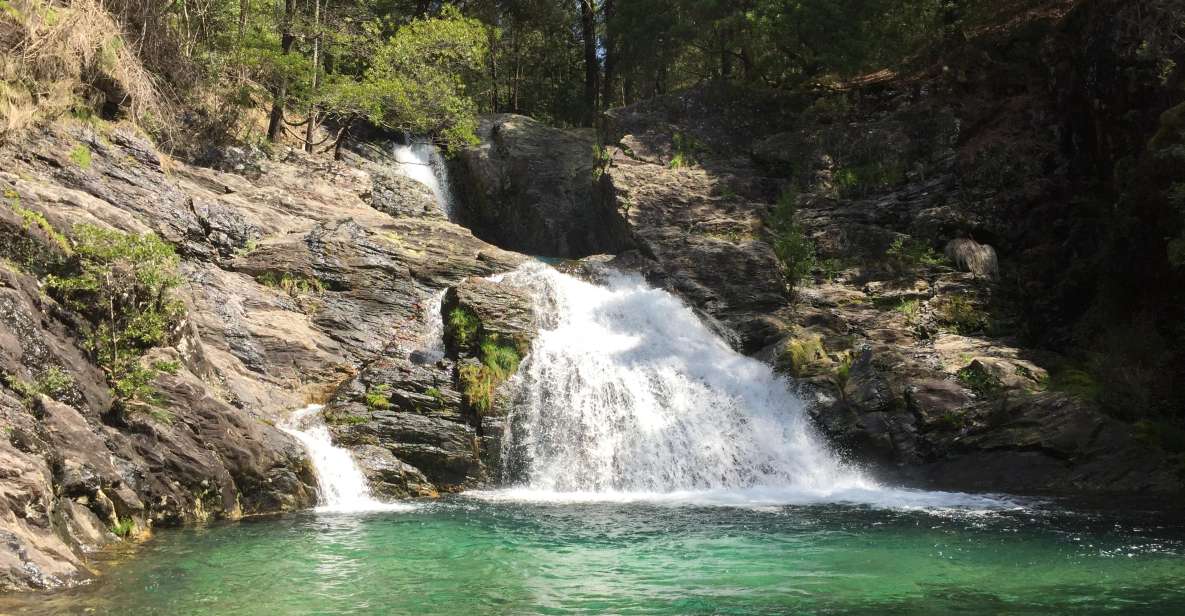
(453, 113), (633, 257)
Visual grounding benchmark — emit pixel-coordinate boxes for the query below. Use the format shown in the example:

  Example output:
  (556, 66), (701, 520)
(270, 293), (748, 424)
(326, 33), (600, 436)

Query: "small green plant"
(832, 160), (906, 198)
(668, 132), (702, 169)
(365, 383), (392, 411)
(111, 517), (136, 538)
(69, 143), (93, 169)
(779, 336), (825, 377)
(424, 386), (444, 402)
(768, 189), (817, 283)
(3, 366), (76, 408)
(1049, 368), (1102, 402)
(936, 295), (988, 334)
(896, 298), (921, 324)
(818, 258), (845, 282)
(233, 238), (258, 258)
(592, 144), (611, 180)
(458, 338), (522, 416)
(886, 236), (946, 271)
(957, 364), (1003, 397)
(256, 272), (324, 297)
(832, 353), (853, 400)
(447, 306), (479, 351)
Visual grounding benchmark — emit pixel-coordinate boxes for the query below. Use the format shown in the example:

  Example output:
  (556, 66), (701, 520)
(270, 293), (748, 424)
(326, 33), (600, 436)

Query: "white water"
(392, 140), (455, 219)
(489, 262), (1017, 511)
(280, 404), (413, 513)
(412, 289), (448, 364)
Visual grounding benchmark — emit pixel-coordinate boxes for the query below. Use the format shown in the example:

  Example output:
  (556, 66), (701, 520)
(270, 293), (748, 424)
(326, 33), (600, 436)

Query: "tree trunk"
(304, 0), (322, 153)
(267, 0), (297, 143)
(239, 0), (247, 39)
(580, 0), (599, 126)
(601, 0), (616, 111)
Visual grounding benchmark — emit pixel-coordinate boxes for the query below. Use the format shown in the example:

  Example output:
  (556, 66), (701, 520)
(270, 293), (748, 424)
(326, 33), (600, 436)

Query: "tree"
(267, 0), (298, 142)
(580, 0), (598, 125)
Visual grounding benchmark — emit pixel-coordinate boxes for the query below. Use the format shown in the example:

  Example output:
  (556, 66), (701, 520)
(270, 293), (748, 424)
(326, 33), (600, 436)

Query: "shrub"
(768, 189), (817, 283)
(46, 224), (184, 416)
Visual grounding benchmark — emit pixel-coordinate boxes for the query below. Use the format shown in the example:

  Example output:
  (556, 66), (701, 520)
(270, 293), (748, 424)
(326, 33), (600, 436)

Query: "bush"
(46, 224), (184, 415)
(768, 189), (817, 283)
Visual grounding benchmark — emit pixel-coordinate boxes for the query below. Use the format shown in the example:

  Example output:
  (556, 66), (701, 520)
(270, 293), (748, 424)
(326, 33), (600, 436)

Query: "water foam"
(488, 262), (1017, 511)
(281, 404), (414, 514)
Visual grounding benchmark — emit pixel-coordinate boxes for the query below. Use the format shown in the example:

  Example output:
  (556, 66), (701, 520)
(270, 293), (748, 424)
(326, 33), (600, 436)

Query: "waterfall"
(281, 404), (411, 513)
(391, 140), (456, 219)
(410, 289), (447, 364)
(489, 262), (1008, 509)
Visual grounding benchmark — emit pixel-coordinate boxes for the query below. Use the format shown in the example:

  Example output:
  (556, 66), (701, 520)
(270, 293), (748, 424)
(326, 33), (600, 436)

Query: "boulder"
(453, 113), (633, 257)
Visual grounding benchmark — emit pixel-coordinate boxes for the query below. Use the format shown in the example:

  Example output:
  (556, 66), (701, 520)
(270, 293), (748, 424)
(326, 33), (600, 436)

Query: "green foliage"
(1049, 368), (1102, 402)
(957, 363), (1003, 397)
(9, 203), (71, 255)
(885, 236), (946, 271)
(668, 132), (703, 169)
(110, 517), (136, 538)
(68, 143), (92, 169)
(318, 6), (488, 151)
(256, 272), (324, 296)
(459, 338), (522, 417)
(831, 353), (853, 400)
(768, 189), (817, 283)
(424, 386), (444, 402)
(935, 295), (988, 335)
(365, 383), (392, 411)
(447, 306), (479, 351)
(45, 225), (184, 414)
(833, 160), (906, 197)
(896, 298), (921, 322)
(779, 336), (825, 377)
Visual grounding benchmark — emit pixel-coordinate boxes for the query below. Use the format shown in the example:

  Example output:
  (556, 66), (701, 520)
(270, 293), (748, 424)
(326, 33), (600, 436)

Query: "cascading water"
(280, 404), (411, 513)
(490, 262), (1009, 509)
(391, 140), (456, 219)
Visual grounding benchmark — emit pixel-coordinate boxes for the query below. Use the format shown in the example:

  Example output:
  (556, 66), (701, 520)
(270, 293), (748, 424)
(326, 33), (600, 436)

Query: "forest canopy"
(1, 0), (967, 150)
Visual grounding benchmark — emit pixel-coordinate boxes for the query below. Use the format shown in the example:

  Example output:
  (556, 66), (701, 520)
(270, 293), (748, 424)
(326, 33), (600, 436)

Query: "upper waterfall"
(391, 140), (456, 219)
(497, 262), (875, 496)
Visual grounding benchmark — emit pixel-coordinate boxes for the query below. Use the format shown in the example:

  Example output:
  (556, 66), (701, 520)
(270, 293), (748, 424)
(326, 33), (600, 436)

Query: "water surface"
(7, 496), (1184, 615)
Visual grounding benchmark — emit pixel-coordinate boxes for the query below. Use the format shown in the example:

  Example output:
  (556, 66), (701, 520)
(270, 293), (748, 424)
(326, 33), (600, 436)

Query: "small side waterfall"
(281, 404), (409, 513)
(392, 140), (456, 219)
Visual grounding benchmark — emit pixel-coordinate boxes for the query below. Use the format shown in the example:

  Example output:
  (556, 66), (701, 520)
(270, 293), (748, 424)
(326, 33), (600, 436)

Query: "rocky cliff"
(0, 120), (532, 591)
(451, 1), (1184, 498)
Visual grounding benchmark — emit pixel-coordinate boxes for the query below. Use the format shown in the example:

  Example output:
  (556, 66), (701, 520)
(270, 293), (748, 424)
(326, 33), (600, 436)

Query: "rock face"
(453, 114), (632, 258)
(451, 74), (1183, 496)
(0, 119), (529, 591)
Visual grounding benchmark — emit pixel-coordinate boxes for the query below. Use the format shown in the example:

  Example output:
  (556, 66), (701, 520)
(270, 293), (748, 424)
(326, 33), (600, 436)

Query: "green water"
(5, 496), (1185, 615)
